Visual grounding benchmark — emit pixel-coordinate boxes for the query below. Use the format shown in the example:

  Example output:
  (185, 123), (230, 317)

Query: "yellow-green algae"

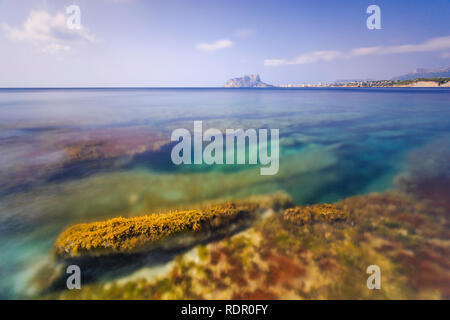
(55, 203), (254, 259)
(42, 191), (450, 300)
(53, 193), (293, 260)
(282, 203), (351, 225)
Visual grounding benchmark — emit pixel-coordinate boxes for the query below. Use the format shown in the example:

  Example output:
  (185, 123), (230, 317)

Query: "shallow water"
(0, 87), (449, 298)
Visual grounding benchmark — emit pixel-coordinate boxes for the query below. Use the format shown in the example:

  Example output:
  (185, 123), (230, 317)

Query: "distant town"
(225, 67), (450, 88)
(278, 78), (450, 88)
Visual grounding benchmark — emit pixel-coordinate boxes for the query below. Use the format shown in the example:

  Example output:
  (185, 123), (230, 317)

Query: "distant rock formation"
(392, 67), (450, 81)
(224, 74), (273, 88)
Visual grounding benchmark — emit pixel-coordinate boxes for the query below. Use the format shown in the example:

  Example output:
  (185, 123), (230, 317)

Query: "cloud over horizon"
(2, 10), (96, 54)
(265, 35), (450, 66)
(196, 39), (233, 52)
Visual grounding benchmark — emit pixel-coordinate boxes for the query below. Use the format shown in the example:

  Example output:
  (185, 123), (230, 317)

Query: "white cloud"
(195, 28), (253, 53)
(349, 46), (382, 56)
(264, 59), (287, 67)
(265, 50), (341, 66)
(196, 39), (233, 52)
(2, 10), (96, 54)
(265, 35), (450, 66)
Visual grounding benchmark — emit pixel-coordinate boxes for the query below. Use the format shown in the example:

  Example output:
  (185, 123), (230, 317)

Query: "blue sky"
(0, 0), (449, 87)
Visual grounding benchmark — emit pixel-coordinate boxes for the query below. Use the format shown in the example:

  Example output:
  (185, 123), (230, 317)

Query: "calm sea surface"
(0, 87), (449, 298)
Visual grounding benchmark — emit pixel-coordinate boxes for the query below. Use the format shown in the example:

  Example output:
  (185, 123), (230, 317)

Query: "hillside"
(392, 67), (450, 81)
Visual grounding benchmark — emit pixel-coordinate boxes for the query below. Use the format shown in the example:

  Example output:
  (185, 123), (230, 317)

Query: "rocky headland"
(224, 74), (273, 88)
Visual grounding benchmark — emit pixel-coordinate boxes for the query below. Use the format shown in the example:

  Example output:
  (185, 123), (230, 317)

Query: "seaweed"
(54, 202), (257, 259)
(282, 203), (351, 225)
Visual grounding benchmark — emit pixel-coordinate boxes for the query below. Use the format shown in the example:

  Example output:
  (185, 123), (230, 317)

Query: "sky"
(0, 0), (449, 87)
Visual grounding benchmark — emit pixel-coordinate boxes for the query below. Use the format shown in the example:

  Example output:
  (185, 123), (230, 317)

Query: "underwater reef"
(0, 126), (168, 193)
(55, 202), (262, 260)
(282, 204), (351, 225)
(395, 136), (450, 210)
(38, 189), (450, 300)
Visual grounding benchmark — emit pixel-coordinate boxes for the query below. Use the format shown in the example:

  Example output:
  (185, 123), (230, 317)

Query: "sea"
(0, 87), (449, 298)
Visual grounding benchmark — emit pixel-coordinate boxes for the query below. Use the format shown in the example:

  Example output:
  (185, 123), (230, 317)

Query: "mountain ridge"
(392, 67), (450, 81)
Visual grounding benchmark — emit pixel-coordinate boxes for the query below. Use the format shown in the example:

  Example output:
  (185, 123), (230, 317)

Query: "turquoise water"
(0, 87), (449, 298)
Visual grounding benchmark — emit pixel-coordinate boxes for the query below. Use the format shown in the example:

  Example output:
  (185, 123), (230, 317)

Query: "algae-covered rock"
(282, 203), (351, 225)
(53, 192), (293, 260)
(25, 192), (291, 295)
(54, 203), (255, 259)
(43, 191), (450, 300)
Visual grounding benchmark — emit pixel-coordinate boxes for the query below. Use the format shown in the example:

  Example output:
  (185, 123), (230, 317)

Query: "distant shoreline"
(1, 85), (449, 90)
(278, 78), (450, 88)
(224, 73), (450, 89)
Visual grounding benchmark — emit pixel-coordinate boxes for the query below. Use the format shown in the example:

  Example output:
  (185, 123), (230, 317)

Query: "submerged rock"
(395, 136), (450, 209)
(54, 203), (253, 259)
(53, 193), (292, 260)
(27, 192), (292, 296)
(42, 191), (450, 300)
(282, 203), (351, 225)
